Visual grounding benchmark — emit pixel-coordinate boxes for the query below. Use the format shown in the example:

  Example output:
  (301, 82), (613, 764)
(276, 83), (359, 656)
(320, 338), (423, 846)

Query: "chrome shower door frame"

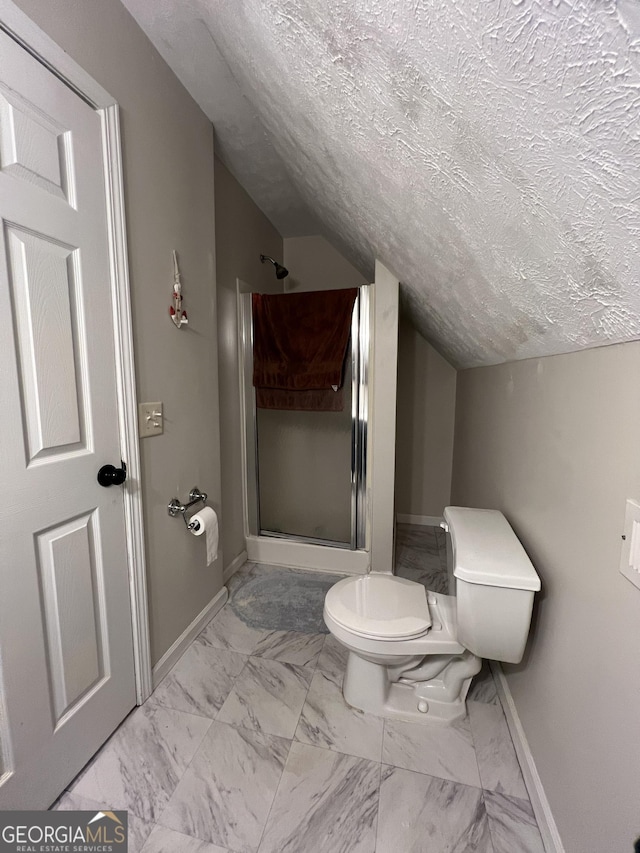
(351, 286), (369, 550)
(238, 284), (369, 551)
(238, 285), (260, 539)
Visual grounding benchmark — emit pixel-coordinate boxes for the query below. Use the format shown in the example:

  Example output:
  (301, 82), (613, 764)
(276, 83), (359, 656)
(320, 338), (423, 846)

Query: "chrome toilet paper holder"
(168, 487), (208, 530)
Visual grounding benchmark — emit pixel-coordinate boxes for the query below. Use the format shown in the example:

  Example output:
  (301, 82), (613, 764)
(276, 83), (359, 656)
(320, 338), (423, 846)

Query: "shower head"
(260, 254), (289, 279)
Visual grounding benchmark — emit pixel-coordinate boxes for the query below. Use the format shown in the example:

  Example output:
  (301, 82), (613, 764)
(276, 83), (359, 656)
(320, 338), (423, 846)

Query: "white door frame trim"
(101, 105), (153, 703)
(0, 1), (153, 704)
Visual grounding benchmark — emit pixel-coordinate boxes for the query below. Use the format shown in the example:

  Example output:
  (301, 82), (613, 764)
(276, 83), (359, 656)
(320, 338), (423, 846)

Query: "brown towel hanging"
(255, 386), (345, 412)
(252, 288), (358, 391)
(252, 288), (358, 411)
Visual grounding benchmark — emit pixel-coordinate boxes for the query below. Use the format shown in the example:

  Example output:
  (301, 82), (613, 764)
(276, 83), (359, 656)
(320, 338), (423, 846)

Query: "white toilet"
(323, 506), (541, 723)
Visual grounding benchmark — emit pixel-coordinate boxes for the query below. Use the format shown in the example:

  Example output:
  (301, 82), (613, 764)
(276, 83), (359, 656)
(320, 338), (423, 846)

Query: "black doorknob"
(97, 461), (127, 487)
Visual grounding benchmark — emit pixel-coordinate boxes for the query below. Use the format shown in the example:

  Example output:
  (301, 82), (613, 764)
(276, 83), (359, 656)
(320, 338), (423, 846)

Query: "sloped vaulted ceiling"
(120, 0), (640, 368)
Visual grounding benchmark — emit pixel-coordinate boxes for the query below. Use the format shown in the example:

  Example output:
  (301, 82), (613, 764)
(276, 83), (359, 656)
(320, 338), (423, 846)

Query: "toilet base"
(343, 649), (481, 724)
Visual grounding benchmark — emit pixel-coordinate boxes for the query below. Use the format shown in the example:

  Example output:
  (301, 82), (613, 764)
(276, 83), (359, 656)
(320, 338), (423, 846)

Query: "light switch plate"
(619, 498), (640, 591)
(138, 402), (163, 438)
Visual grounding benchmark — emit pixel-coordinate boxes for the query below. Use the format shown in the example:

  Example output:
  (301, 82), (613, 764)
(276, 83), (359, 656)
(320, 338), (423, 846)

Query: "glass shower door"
(256, 349), (354, 545)
(250, 288), (367, 549)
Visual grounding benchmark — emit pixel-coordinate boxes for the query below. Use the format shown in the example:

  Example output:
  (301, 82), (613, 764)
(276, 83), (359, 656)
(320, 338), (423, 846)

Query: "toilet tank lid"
(444, 507), (541, 591)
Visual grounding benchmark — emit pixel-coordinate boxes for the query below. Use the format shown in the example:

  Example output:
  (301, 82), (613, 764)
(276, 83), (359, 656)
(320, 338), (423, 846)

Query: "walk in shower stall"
(238, 263), (399, 574)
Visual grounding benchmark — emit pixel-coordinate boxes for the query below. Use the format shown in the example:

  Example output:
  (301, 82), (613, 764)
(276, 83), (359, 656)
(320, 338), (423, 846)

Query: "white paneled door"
(0, 29), (136, 807)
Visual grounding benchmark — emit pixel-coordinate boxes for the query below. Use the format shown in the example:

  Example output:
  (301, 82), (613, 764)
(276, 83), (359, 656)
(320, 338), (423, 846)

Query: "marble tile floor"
(54, 558), (544, 853)
(395, 522), (450, 594)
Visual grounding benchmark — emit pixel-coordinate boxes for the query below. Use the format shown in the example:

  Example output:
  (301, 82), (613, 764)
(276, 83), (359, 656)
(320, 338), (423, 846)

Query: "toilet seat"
(324, 574), (432, 640)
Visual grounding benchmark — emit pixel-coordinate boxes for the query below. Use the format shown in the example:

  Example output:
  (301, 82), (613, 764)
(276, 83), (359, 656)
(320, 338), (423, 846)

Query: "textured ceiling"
(120, 0), (640, 368)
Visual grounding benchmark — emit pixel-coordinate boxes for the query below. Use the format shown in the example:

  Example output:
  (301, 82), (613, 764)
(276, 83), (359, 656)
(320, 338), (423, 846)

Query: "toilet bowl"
(323, 506), (541, 724)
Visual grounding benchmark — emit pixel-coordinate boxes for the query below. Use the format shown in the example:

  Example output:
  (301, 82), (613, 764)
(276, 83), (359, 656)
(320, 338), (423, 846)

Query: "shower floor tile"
(55, 549), (544, 853)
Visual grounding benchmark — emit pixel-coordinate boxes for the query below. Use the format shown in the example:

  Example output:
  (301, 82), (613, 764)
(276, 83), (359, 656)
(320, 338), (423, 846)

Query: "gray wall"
(215, 157), (283, 569)
(395, 315), (456, 519)
(283, 235), (366, 293)
(452, 342), (640, 853)
(15, 0), (222, 666)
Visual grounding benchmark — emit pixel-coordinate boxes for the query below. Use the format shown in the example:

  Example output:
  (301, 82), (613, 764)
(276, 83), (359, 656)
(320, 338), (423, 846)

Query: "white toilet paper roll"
(189, 506), (219, 566)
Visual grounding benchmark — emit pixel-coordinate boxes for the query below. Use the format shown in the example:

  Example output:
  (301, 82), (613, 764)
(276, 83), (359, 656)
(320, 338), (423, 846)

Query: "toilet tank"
(444, 507), (541, 664)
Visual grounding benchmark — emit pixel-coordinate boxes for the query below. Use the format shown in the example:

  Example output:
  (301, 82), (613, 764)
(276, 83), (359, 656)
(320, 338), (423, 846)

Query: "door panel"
(0, 28), (136, 808)
(36, 511), (106, 724)
(0, 87), (73, 203)
(7, 226), (86, 458)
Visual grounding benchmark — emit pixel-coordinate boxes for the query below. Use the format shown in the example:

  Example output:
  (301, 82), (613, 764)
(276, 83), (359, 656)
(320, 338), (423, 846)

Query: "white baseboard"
(491, 663), (565, 853)
(152, 586), (229, 689)
(246, 535), (369, 574)
(223, 549), (248, 584)
(396, 514), (443, 527)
